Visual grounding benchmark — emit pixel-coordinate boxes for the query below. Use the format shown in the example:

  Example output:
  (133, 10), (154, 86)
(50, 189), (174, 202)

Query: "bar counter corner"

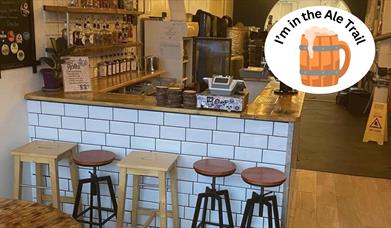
(24, 80), (304, 227)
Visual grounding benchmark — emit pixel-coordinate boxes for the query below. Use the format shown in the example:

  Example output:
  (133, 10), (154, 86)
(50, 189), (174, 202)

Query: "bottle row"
(96, 52), (138, 77)
(62, 16), (134, 47)
(68, 0), (135, 10)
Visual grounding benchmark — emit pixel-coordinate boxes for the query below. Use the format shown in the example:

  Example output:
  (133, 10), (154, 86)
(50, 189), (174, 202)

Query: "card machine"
(203, 75), (246, 96)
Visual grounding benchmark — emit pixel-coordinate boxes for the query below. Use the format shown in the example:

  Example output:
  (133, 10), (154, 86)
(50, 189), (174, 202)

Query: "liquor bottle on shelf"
(118, 0), (125, 9)
(101, 0), (110, 8)
(83, 16), (93, 46)
(125, 52), (131, 72)
(102, 19), (112, 44)
(131, 52), (137, 71)
(124, 0), (133, 10)
(113, 18), (120, 44)
(68, 0), (79, 7)
(107, 55), (113, 76)
(110, 0), (118, 9)
(115, 54), (120, 74)
(93, 0), (101, 8)
(127, 15), (133, 41)
(61, 21), (68, 43)
(73, 18), (83, 46)
(98, 56), (107, 77)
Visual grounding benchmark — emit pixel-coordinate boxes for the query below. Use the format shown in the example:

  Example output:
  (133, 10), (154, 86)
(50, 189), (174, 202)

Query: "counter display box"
(196, 90), (249, 112)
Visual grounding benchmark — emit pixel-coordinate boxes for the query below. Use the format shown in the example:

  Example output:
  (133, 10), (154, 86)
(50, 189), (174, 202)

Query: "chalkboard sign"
(0, 0), (36, 73)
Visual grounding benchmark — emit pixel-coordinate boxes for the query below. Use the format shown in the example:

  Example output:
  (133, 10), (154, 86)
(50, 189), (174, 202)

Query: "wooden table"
(0, 198), (81, 227)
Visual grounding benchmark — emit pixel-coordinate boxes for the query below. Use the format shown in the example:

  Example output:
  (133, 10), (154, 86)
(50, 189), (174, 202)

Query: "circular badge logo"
(7, 31), (15, 42)
(23, 32), (31, 41)
(1, 44), (10, 56)
(265, 6), (375, 94)
(16, 33), (23, 44)
(10, 42), (18, 54)
(17, 50), (25, 61)
(20, 2), (30, 17)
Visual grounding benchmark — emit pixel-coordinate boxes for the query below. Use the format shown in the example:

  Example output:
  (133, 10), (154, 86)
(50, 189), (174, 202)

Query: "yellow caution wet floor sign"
(363, 101), (388, 145)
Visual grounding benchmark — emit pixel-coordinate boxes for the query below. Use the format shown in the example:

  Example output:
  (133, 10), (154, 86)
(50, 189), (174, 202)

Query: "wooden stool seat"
(72, 150), (115, 167)
(11, 141), (80, 209)
(193, 159), (236, 177)
(116, 151), (179, 228)
(241, 167), (286, 187)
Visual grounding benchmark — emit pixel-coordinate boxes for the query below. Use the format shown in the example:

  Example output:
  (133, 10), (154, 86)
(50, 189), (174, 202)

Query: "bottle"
(83, 16), (93, 46)
(110, 0), (118, 9)
(125, 52), (131, 72)
(118, 0), (125, 9)
(73, 18), (83, 46)
(86, 0), (94, 7)
(107, 57), (113, 76)
(131, 52), (137, 71)
(93, 0), (101, 8)
(101, 0), (109, 8)
(68, 0), (79, 7)
(115, 54), (120, 74)
(61, 21), (68, 43)
(98, 57), (107, 77)
(113, 18), (120, 44)
(125, 0), (133, 10)
(127, 15), (133, 41)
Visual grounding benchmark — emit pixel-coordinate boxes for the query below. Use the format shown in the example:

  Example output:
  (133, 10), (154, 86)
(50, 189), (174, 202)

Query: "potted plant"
(39, 37), (75, 91)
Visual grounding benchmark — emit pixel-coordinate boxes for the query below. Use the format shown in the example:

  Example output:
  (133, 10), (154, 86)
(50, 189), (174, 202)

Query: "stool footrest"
(75, 206), (116, 225)
(197, 221), (233, 228)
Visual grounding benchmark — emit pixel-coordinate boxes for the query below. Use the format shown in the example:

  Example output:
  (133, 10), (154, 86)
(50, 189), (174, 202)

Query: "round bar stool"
(192, 159), (236, 228)
(240, 167), (286, 228)
(72, 150), (117, 228)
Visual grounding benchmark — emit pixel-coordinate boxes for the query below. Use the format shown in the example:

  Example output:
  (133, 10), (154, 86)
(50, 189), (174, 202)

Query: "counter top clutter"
(25, 80), (304, 122)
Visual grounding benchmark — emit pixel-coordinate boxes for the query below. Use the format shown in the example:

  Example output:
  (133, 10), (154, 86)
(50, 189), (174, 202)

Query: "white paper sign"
(62, 56), (92, 92)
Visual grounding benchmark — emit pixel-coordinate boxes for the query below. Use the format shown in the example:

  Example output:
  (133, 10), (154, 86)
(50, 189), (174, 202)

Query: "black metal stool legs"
(72, 167), (117, 227)
(191, 177), (234, 228)
(240, 188), (280, 228)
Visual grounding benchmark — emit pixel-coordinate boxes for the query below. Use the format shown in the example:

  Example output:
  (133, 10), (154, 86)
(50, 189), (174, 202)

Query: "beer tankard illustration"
(300, 27), (351, 87)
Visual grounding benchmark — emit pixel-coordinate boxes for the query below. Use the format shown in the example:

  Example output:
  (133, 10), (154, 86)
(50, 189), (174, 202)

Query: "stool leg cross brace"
(191, 177), (234, 228)
(240, 187), (280, 228)
(72, 167), (118, 227)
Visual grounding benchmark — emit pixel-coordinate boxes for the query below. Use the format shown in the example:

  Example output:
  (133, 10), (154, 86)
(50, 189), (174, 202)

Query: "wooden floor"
(288, 169), (391, 228)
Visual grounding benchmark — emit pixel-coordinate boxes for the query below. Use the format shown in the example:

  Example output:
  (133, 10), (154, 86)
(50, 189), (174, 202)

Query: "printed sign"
(62, 57), (92, 92)
(363, 102), (388, 145)
(265, 6), (375, 94)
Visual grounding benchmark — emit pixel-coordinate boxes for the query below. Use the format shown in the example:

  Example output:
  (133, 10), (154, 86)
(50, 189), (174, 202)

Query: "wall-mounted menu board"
(0, 0), (36, 72)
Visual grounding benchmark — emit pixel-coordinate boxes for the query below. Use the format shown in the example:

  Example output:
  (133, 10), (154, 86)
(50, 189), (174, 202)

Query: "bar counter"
(24, 77), (303, 227)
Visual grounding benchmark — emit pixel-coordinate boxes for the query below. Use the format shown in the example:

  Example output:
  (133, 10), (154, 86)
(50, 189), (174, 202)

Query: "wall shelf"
(43, 5), (141, 15)
(72, 42), (141, 56)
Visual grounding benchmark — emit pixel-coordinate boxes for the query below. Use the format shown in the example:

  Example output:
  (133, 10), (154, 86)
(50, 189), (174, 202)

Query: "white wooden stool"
(12, 140), (80, 209)
(116, 151), (179, 228)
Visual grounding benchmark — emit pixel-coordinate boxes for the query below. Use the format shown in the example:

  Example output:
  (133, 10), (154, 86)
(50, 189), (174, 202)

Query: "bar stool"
(72, 150), (118, 227)
(240, 167), (286, 228)
(116, 151), (179, 228)
(12, 140), (80, 209)
(192, 159), (236, 228)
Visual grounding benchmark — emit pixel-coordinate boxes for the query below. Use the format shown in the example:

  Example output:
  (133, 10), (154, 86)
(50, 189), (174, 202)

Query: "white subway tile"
(164, 113), (190, 127)
(240, 133), (268, 149)
(78, 144), (102, 152)
(268, 136), (288, 151)
(186, 129), (212, 143)
(217, 117), (244, 132)
(65, 104), (88, 117)
(262, 150), (287, 165)
(28, 113), (38, 125)
(59, 129), (81, 143)
(213, 131), (239, 146)
(131, 136), (155, 150)
(177, 155), (199, 169)
(102, 146), (126, 159)
(86, 119), (110, 133)
(62, 116), (85, 130)
(113, 108), (138, 122)
(235, 147), (262, 162)
(178, 181), (193, 194)
(135, 123), (159, 138)
(82, 132), (106, 145)
(245, 120), (273, 135)
(190, 115), (217, 130)
(222, 186), (246, 201)
(89, 106), (113, 120)
(160, 126), (185, 140)
(156, 139), (181, 153)
(106, 134), (130, 148)
(28, 126), (35, 138)
(274, 122), (290, 137)
(177, 168), (197, 181)
(208, 144), (234, 159)
(224, 174), (249, 188)
(193, 182), (212, 194)
(184, 207), (196, 220)
(139, 110), (163, 125)
(178, 193), (189, 206)
(181, 142), (207, 156)
(27, 100), (41, 113)
(39, 114), (61, 128)
(234, 160), (256, 173)
(41, 102), (64, 115)
(36, 127), (58, 140)
(110, 121), (134, 135)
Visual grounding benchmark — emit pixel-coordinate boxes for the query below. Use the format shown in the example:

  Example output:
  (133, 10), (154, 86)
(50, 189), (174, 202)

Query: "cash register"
(197, 75), (248, 112)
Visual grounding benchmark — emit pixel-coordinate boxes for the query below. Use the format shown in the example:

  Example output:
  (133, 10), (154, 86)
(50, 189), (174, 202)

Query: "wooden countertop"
(91, 70), (166, 92)
(25, 80), (304, 122)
